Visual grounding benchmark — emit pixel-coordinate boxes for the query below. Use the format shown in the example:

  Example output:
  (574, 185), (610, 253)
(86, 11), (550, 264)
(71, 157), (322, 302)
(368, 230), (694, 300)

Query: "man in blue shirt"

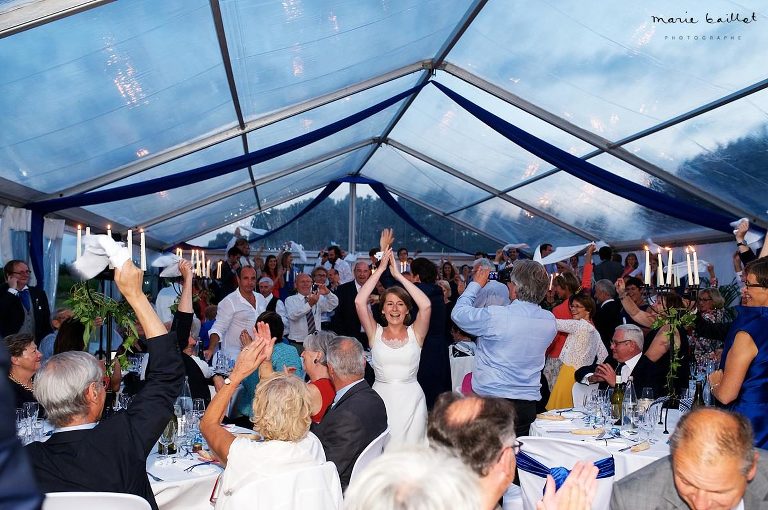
(451, 260), (556, 436)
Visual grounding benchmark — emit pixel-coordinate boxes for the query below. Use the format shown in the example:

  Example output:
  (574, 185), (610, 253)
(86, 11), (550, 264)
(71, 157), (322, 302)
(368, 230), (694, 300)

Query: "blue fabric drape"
(429, 81), (737, 235)
(208, 176), (472, 254)
(516, 450), (615, 490)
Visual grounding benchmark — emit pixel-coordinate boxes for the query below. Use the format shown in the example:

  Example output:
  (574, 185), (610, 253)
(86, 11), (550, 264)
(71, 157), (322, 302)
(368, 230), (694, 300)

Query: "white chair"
(571, 382), (598, 408)
(350, 428), (390, 483)
(516, 436), (615, 510)
(43, 492), (151, 510)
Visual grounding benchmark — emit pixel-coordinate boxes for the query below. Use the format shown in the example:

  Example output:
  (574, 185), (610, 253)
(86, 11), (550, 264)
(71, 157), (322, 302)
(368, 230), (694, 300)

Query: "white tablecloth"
(449, 355), (475, 391)
(148, 425), (253, 510)
(529, 409), (681, 480)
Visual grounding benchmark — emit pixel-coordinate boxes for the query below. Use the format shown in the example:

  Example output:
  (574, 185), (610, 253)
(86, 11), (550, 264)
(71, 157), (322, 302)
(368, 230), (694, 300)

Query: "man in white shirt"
(204, 266), (266, 360)
(258, 276), (288, 335)
(322, 246), (353, 284)
(285, 273), (338, 353)
(154, 281), (181, 325)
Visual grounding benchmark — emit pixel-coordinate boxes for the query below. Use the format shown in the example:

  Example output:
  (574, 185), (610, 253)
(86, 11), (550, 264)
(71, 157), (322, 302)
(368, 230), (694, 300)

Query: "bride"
(355, 236), (431, 448)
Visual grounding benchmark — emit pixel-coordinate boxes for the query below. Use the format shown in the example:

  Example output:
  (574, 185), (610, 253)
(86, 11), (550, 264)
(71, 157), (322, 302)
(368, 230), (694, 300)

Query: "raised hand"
(379, 228), (395, 252)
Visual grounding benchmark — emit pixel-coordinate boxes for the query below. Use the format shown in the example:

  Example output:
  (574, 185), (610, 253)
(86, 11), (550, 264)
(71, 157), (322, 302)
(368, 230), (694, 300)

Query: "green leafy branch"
(67, 283), (140, 374)
(652, 306), (696, 397)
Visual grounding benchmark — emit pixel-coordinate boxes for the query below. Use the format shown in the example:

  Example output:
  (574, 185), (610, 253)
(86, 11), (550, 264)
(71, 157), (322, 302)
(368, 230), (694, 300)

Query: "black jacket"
(0, 284), (52, 342)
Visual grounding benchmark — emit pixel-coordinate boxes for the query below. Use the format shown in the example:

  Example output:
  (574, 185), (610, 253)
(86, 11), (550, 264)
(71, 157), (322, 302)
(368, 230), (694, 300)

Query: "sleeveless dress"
(719, 305), (768, 448)
(371, 325), (427, 448)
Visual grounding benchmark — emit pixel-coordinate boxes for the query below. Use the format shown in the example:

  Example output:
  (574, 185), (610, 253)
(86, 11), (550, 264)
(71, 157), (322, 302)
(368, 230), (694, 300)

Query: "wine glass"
(159, 420), (177, 463)
(24, 401), (39, 422)
(638, 387), (654, 413)
(640, 407), (657, 441)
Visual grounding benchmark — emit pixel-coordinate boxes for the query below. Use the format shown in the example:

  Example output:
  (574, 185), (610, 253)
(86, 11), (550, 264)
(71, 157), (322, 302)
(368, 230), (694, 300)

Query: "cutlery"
(146, 471), (163, 482)
(184, 461), (219, 472)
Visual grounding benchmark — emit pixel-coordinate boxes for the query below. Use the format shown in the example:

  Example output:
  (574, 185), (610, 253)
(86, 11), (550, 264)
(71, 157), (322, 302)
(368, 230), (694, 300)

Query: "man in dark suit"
(593, 246), (623, 284)
(592, 279), (622, 350)
(575, 324), (660, 395)
(1, 260), (51, 343)
(330, 261), (375, 348)
(25, 260), (184, 510)
(611, 408), (768, 510)
(311, 336), (387, 491)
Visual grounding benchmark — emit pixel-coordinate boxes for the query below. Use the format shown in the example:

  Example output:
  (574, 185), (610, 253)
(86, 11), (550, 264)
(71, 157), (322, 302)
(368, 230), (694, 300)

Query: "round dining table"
(528, 407), (681, 480)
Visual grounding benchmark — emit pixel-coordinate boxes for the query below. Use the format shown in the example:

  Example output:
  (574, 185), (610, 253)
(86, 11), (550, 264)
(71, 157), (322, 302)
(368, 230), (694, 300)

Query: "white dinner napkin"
(71, 235), (130, 280)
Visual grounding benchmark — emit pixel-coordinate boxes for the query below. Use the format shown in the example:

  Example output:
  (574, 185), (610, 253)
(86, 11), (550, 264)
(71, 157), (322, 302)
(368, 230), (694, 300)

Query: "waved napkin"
(152, 254), (182, 277)
(71, 235), (130, 280)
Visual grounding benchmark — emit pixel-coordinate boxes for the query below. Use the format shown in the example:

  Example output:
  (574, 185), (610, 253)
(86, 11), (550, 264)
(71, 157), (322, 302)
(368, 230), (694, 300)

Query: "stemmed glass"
(16, 408), (29, 444)
(640, 407), (657, 441)
(159, 420), (177, 463)
(24, 402), (39, 423)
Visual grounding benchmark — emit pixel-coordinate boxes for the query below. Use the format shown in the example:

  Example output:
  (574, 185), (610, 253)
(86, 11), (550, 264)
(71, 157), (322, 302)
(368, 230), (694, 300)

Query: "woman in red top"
(543, 244), (595, 392)
(301, 331), (336, 423)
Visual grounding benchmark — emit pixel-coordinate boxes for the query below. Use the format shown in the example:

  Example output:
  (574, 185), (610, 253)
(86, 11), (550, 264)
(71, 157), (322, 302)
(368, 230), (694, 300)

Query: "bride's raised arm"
(387, 251), (431, 345)
(355, 247), (391, 342)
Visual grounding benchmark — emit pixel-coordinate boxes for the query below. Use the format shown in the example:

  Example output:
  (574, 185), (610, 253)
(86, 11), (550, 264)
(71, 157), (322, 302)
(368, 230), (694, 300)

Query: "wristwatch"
(737, 241), (746, 247)
(223, 377), (232, 385)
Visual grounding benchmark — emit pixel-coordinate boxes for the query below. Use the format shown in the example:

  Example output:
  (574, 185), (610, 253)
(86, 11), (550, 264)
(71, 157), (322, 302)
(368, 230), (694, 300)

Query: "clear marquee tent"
(1, 0), (767, 291)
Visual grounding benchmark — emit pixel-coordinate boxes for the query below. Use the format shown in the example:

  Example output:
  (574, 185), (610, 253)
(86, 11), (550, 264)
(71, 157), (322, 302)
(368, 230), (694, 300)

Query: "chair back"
(226, 384), (243, 419)
(215, 461), (342, 510)
(516, 436), (615, 510)
(571, 382), (598, 407)
(350, 427), (390, 483)
(43, 492), (151, 510)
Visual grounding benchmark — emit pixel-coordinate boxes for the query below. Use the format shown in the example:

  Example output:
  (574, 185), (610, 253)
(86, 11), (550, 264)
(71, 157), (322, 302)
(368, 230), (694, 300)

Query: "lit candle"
(206, 260), (211, 279)
(216, 260), (222, 279)
(692, 247), (699, 285)
(107, 224), (111, 239)
(675, 266), (681, 287)
(176, 248), (182, 259)
(201, 251), (206, 275)
(548, 273), (554, 291)
(77, 225), (82, 259)
(685, 247), (693, 285)
(666, 248), (674, 286)
(644, 246), (651, 286)
(127, 229), (133, 259)
(85, 226), (91, 237)
(657, 249), (664, 287)
(140, 229), (146, 271)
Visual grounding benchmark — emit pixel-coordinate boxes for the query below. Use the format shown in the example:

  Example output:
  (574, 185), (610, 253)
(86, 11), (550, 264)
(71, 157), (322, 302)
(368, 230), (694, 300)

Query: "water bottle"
(176, 376), (193, 441)
(621, 376), (637, 430)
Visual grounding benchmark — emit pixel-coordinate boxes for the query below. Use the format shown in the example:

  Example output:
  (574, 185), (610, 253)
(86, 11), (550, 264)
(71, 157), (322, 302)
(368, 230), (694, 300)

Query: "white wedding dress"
(371, 325), (427, 449)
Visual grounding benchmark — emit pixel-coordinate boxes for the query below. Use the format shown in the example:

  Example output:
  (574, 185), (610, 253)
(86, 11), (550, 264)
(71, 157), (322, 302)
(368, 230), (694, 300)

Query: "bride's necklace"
(9, 372), (33, 391)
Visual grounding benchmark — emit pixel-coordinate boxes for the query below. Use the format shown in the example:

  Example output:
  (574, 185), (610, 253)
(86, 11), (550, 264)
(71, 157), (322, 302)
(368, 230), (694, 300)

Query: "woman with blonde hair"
(201, 323), (342, 509)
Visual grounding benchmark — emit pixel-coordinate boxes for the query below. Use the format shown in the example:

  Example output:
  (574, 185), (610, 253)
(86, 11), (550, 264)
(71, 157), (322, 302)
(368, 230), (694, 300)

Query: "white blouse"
(556, 319), (608, 369)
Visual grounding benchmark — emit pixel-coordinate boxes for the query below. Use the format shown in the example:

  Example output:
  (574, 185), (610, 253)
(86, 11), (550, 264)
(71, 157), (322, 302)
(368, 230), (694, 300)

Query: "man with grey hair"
(575, 324), (660, 395)
(593, 278), (622, 349)
(451, 260), (556, 436)
(611, 408), (768, 510)
(24, 260), (184, 510)
(311, 336), (387, 490)
(257, 276), (288, 333)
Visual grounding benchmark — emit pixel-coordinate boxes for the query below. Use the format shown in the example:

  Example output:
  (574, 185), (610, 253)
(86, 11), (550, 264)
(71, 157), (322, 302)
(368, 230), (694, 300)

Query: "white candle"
(685, 247), (693, 285)
(77, 225), (82, 259)
(127, 229), (132, 259)
(201, 251), (206, 275)
(216, 260), (222, 279)
(176, 248), (182, 259)
(675, 267), (681, 287)
(657, 249), (664, 287)
(140, 229), (146, 271)
(85, 226), (90, 237)
(644, 247), (651, 286)
(548, 273), (554, 291)
(107, 225), (111, 239)
(206, 260), (211, 279)
(666, 248), (674, 286)
(692, 248), (699, 285)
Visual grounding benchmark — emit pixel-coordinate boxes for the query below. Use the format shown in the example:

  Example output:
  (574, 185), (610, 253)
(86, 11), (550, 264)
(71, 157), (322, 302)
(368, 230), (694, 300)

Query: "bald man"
(611, 408), (768, 510)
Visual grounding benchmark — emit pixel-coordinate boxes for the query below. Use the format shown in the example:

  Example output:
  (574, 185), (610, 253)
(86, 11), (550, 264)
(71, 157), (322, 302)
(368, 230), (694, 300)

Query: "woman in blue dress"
(709, 257), (768, 448)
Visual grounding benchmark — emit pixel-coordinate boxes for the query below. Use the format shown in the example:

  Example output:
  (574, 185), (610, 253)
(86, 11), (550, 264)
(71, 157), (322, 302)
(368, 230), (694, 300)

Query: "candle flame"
(644, 245), (649, 250)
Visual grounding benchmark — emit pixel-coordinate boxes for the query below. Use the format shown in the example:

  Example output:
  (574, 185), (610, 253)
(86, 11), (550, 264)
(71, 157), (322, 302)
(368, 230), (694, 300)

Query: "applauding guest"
(25, 259), (183, 510)
(201, 324), (341, 509)
(5, 333), (42, 408)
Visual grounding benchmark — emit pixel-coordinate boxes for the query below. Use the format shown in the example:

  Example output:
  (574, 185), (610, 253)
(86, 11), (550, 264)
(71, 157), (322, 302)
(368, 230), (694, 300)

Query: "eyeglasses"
(512, 440), (524, 455)
(744, 282), (768, 289)
(610, 339), (633, 346)
(698, 297), (713, 301)
(11, 270), (31, 275)
(569, 304), (586, 310)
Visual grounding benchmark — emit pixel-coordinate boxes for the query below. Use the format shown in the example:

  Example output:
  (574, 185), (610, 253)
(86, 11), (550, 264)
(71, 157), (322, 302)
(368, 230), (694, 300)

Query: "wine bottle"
(692, 380), (705, 409)
(611, 375), (624, 425)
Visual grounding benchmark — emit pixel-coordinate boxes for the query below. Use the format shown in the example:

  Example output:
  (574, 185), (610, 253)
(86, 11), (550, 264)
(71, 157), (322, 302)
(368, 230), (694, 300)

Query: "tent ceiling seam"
(444, 63), (766, 226)
(209, 0), (246, 130)
(46, 62), (426, 199)
(386, 139), (595, 241)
